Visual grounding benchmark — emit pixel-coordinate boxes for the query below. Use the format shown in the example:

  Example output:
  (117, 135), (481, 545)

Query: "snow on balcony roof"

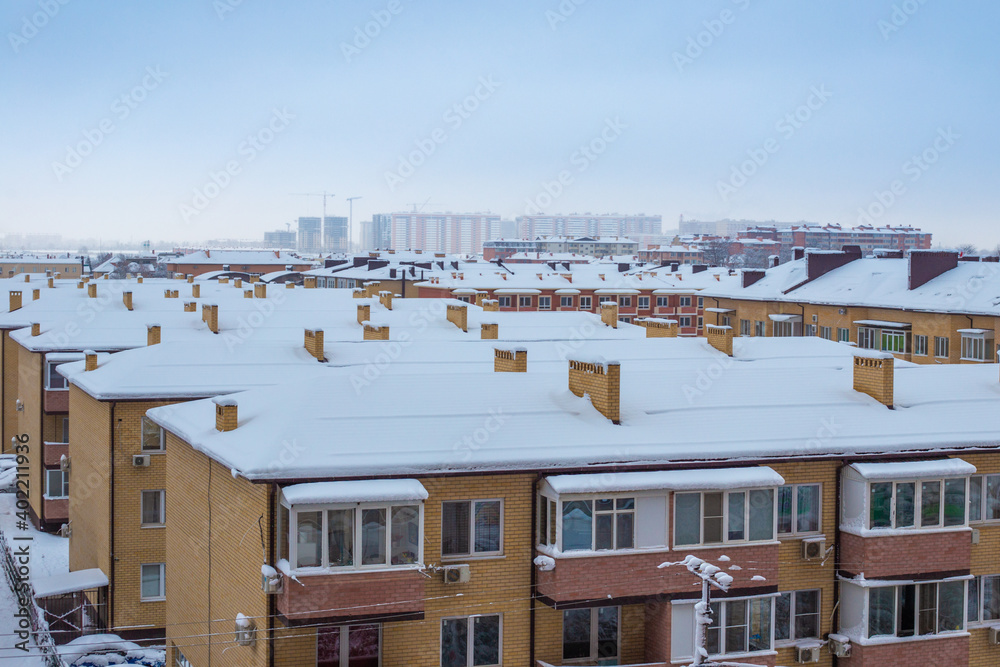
(850, 459), (976, 481)
(768, 314), (802, 322)
(281, 479), (428, 505)
(704, 307), (735, 313)
(493, 288), (542, 295)
(544, 466), (784, 495)
(593, 288), (640, 295)
(957, 328), (994, 335)
(554, 288), (581, 295)
(853, 319), (911, 328)
(33, 568), (108, 599)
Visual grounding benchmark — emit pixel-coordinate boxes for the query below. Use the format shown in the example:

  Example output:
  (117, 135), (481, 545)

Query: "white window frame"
(281, 499), (424, 574)
(969, 474), (1000, 523)
(837, 327), (850, 343)
(679, 296), (692, 307)
(866, 477), (967, 530)
(557, 495), (637, 552)
(45, 361), (69, 391)
(754, 321), (766, 337)
(440, 614), (502, 667)
(803, 324), (816, 337)
(141, 489), (166, 526)
(45, 469), (69, 499)
(656, 296), (670, 308)
(820, 326), (832, 340)
(774, 589), (821, 645)
(880, 329), (907, 354)
(637, 296), (649, 309)
(740, 319), (752, 337)
(141, 416), (165, 452)
(679, 316), (692, 328)
(865, 580), (967, 639)
(562, 606), (620, 664)
(518, 295), (532, 308)
(776, 483), (822, 536)
(960, 332), (995, 362)
(679, 595), (774, 660)
(579, 296), (592, 310)
(618, 296), (631, 307)
(560, 295), (574, 308)
(967, 574), (1000, 625)
(140, 563), (166, 601)
(673, 488), (777, 547)
(441, 499), (504, 559)
(538, 296), (551, 310)
(497, 296), (511, 308)
(316, 624), (382, 666)
(697, 296), (704, 308)
(913, 334), (928, 356)
(934, 336), (950, 358)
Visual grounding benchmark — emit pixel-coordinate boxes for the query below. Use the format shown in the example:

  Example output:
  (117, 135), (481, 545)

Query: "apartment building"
(0, 254), (84, 277)
(516, 214), (662, 246)
(637, 244), (706, 265)
(701, 248), (1000, 364)
(165, 250), (313, 277)
(388, 212), (501, 254)
(137, 332), (1000, 666)
(738, 224), (933, 257)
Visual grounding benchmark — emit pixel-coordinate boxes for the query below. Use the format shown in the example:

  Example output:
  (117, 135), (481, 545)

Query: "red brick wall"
(643, 599), (670, 663)
(43, 442), (67, 466)
(840, 635), (968, 667)
(43, 390), (69, 413)
(536, 544), (778, 603)
(276, 569), (424, 623)
(839, 530), (970, 578)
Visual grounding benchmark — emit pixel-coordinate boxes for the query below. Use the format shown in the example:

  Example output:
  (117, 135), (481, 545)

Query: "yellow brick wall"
(852, 357), (894, 406)
(446, 304), (468, 332)
(17, 345), (43, 520)
(68, 388), (112, 586)
(705, 325), (734, 355)
(534, 603), (646, 666)
(494, 349), (527, 373)
(568, 361), (620, 422)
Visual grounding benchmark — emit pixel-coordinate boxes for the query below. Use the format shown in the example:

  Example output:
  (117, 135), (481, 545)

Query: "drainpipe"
(109, 402), (117, 631)
(529, 473), (540, 667)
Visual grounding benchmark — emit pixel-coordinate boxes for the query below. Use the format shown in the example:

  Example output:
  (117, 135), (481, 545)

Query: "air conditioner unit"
(811, 314), (818, 322)
(132, 454), (150, 467)
(234, 617), (256, 646)
(838, 308), (847, 315)
(261, 572), (282, 595)
(801, 537), (825, 561)
(972, 528), (981, 545)
(829, 635), (851, 657)
(443, 564), (471, 584)
(989, 626), (1000, 645)
(795, 644), (820, 663)
(60, 455), (71, 473)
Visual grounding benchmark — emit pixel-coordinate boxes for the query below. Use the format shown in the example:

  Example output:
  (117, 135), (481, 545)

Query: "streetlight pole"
(347, 196), (362, 253)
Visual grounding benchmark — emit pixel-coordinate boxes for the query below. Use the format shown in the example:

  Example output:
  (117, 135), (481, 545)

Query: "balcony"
(43, 390), (69, 413)
(838, 529), (970, 579)
(276, 568), (425, 624)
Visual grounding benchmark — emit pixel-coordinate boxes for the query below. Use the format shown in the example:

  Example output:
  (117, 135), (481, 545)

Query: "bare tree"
(701, 239), (732, 268)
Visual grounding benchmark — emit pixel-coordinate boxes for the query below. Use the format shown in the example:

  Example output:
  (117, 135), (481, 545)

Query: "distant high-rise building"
(387, 212), (501, 253)
(516, 214), (662, 246)
(323, 216), (349, 253)
(367, 214), (393, 250)
(678, 218), (769, 237)
(263, 229), (296, 249)
(297, 217), (322, 253)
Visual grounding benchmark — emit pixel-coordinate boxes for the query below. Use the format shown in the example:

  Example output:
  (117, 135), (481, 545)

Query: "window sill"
(775, 638), (821, 649)
(441, 554), (505, 563)
(671, 649), (776, 664)
(960, 358), (991, 363)
(777, 532), (824, 541)
(674, 540), (780, 551)
(840, 525), (971, 538)
(140, 597), (165, 603)
(140, 450), (166, 455)
(536, 544), (670, 559)
(857, 631), (969, 647)
(287, 563), (425, 577)
(140, 524), (166, 529)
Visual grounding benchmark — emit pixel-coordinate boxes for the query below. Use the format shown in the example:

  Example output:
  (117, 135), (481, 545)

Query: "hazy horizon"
(3, 1), (998, 248)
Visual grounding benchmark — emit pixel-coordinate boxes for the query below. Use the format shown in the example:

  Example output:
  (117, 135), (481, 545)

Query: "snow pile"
(0, 455), (15, 490)
(57, 634), (165, 666)
(533, 555), (555, 571)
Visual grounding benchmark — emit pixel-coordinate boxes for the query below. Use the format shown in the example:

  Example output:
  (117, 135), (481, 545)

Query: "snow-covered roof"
(543, 467), (784, 494)
(281, 479), (428, 504)
(171, 250), (309, 265)
(33, 568), (108, 598)
(849, 459), (977, 480)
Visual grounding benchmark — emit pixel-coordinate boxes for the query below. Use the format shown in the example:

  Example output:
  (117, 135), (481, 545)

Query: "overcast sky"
(2, 1), (998, 248)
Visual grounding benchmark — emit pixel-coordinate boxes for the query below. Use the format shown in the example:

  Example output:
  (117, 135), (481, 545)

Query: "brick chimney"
(379, 291), (393, 311)
(637, 317), (677, 338)
(304, 328), (325, 361)
(481, 322), (498, 339)
(254, 283), (267, 299)
(234, 278), (242, 288)
(303, 276), (317, 289)
(447, 303), (468, 332)
(214, 397), (237, 432)
(352, 288), (366, 298)
(908, 250), (959, 290)
(32, 289), (39, 301)
(9, 290), (22, 312)
(475, 293), (486, 307)
(31, 322), (40, 336)
(206, 305), (219, 334)
(244, 289), (252, 299)
(192, 284), (200, 298)
(365, 281), (381, 298)
(123, 291), (133, 311)
(742, 270), (766, 288)
(250, 275), (260, 284)
(218, 276), (228, 284)
(187, 274), (194, 283)
(147, 324), (161, 346)
(184, 301), (197, 312)
(85, 350), (98, 371)
(137, 276), (143, 284)
(77, 281), (84, 289)
(600, 302), (619, 328)
(853, 351), (893, 408)
(494, 347), (527, 372)
(23, 274), (30, 283)
(88, 283), (97, 298)
(482, 299), (499, 312)
(358, 303), (370, 325)
(706, 324), (734, 356)
(363, 323), (389, 340)
(568, 358), (620, 424)
(47, 277), (54, 288)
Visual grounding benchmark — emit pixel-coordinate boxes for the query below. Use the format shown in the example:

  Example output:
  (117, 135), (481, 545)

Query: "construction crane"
(406, 197), (439, 214)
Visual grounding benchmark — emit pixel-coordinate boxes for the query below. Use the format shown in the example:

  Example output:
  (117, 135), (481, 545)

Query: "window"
(803, 324), (816, 337)
(141, 490), (165, 526)
(698, 297), (704, 307)
(45, 361), (68, 390)
(679, 296), (692, 307)
(775, 590), (820, 643)
(969, 474), (1000, 522)
(704, 598), (772, 656)
(968, 575), (1000, 624)
(867, 581), (964, 638)
(674, 489), (775, 546)
(317, 624), (380, 667)
(960, 333), (995, 361)
(579, 296), (592, 310)
(441, 615), (501, 667)
(45, 469), (69, 499)
(656, 296), (670, 307)
(563, 607), (619, 662)
(538, 296), (551, 310)
(679, 316), (692, 328)
(57, 417), (70, 444)
(868, 478), (966, 530)
(820, 326), (832, 340)
(837, 327), (850, 342)
(618, 296), (631, 307)
(442, 500), (502, 557)
(722, 315), (731, 327)
(286, 503), (422, 571)
(141, 417), (165, 451)
(561, 497), (635, 552)
(518, 296), (532, 308)
(598, 296), (614, 304)
(881, 330), (907, 353)
(140, 563), (165, 601)
(538, 497), (558, 547)
(777, 484), (820, 535)
(934, 336), (949, 358)
(914, 334), (928, 356)
(697, 317), (704, 329)
(497, 296), (511, 308)
(754, 321), (765, 337)
(740, 319), (751, 337)
(857, 327), (877, 349)
(560, 296), (574, 308)
(638, 296), (649, 309)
